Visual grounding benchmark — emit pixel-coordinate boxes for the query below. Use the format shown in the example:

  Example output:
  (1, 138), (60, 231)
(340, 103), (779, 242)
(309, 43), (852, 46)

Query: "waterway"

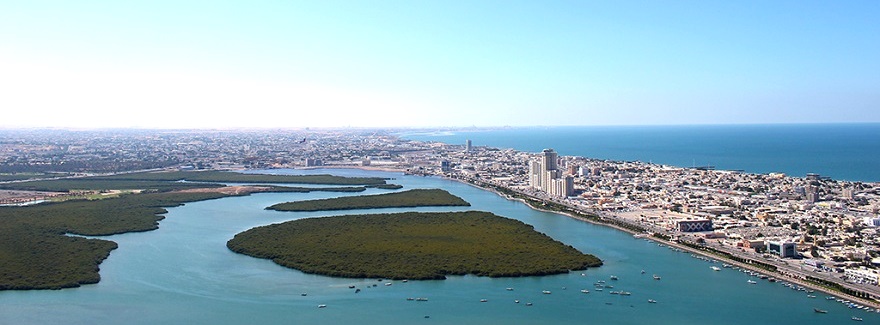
(1, 169), (875, 324)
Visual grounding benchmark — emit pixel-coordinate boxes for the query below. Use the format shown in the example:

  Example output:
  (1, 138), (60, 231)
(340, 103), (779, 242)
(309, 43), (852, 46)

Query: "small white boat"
(506, 287), (513, 291)
(620, 291), (632, 296)
(610, 275), (619, 280)
(710, 266), (721, 271)
(542, 290), (552, 294)
(852, 316), (863, 321)
(514, 300), (520, 303)
(648, 299), (657, 303)
(480, 299), (488, 303)
(747, 280), (757, 284)
(653, 275), (661, 280)
(580, 289), (590, 294)
(317, 304), (327, 308)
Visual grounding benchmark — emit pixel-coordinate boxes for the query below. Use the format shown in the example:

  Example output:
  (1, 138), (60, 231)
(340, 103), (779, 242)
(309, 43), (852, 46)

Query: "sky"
(1, 1), (878, 129)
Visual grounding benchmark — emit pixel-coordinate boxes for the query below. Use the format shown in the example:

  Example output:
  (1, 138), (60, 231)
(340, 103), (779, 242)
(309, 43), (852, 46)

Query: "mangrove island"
(227, 211), (603, 280)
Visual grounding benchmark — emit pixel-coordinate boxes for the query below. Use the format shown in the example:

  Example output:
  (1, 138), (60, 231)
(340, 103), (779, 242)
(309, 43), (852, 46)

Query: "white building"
(845, 267), (879, 286)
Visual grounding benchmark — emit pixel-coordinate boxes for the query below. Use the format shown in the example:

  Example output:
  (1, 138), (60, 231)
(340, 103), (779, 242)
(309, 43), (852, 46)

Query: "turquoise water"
(1, 169), (876, 324)
(401, 124), (880, 182)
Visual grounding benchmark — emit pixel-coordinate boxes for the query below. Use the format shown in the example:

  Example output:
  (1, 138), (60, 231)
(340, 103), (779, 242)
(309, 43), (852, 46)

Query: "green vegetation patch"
(227, 211), (602, 280)
(0, 191), (231, 290)
(0, 172), (71, 182)
(0, 171), (389, 192)
(0, 179), (223, 192)
(96, 170), (389, 185)
(266, 189), (470, 212)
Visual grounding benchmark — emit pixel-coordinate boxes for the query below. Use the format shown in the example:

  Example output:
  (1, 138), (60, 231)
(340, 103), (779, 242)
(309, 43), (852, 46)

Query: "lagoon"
(0, 169), (874, 324)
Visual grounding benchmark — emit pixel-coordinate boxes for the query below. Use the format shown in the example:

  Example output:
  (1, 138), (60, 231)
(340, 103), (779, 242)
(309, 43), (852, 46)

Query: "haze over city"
(2, 1), (878, 129)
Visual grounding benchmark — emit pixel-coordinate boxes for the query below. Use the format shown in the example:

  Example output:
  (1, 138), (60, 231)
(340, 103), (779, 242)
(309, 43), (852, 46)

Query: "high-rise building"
(528, 149), (571, 197)
(465, 139), (472, 152)
(541, 149), (557, 171)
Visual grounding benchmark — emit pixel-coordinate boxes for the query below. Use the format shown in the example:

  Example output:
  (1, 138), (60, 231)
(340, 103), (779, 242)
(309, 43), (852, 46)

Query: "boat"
(609, 291), (620, 295)
(653, 275), (661, 280)
(385, 282), (392, 286)
(301, 293), (308, 296)
(317, 304), (327, 308)
(526, 302), (533, 306)
(814, 308), (828, 314)
(648, 299), (657, 303)
(641, 270), (646, 274)
(852, 316), (863, 321)
(542, 290), (552, 294)
(406, 298), (415, 301)
(710, 266), (721, 271)
(355, 289), (360, 293)
(807, 295), (816, 299)
(610, 275), (619, 280)
(506, 287), (514, 291)
(581, 289), (590, 294)
(480, 299), (488, 303)
(747, 280), (757, 284)
(348, 285), (356, 289)
(515, 300), (520, 303)
(416, 298), (428, 301)
(620, 291), (632, 296)
(595, 288), (603, 291)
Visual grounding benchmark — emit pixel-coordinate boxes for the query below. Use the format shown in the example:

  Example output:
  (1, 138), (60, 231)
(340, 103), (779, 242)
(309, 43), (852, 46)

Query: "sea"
(401, 123), (880, 183)
(1, 168), (876, 325)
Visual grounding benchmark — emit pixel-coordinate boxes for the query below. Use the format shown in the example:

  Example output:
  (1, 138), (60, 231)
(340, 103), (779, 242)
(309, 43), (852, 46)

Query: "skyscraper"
(529, 149), (569, 197)
(465, 139), (472, 152)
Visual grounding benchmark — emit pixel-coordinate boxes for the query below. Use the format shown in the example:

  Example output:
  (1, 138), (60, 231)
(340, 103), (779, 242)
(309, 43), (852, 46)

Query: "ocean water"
(401, 124), (880, 182)
(0, 169), (875, 324)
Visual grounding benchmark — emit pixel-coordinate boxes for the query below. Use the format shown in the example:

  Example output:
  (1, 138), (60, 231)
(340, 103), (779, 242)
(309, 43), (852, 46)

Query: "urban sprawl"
(1, 128), (879, 303)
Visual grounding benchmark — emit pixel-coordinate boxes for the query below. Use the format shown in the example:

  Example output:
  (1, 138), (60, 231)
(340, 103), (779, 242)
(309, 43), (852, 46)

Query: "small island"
(227, 211), (602, 280)
(266, 188), (470, 211)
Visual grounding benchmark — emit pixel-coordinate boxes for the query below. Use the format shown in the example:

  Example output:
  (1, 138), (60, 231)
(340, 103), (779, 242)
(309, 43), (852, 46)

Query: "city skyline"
(2, 1), (878, 129)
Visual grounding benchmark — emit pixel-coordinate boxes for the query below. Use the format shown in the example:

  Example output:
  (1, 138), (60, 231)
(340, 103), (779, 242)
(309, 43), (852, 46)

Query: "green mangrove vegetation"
(266, 189), (469, 212)
(227, 211), (602, 280)
(0, 179), (224, 192)
(0, 191), (231, 290)
(95, 170), (389, 185)
(0, 170), (392, 193)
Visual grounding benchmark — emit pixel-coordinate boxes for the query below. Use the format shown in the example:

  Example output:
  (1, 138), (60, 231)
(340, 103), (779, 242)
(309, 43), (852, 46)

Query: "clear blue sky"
(1, 1), (877, 128)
